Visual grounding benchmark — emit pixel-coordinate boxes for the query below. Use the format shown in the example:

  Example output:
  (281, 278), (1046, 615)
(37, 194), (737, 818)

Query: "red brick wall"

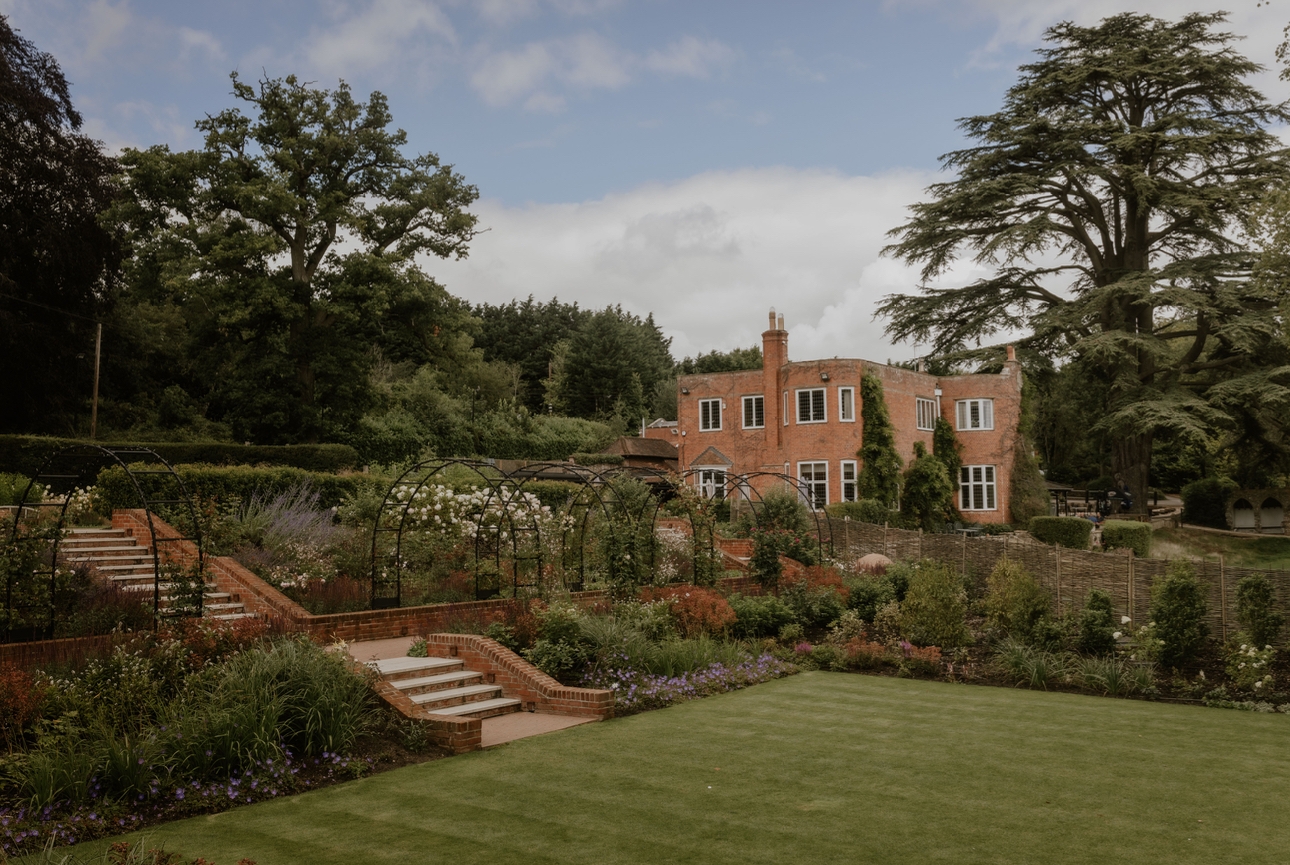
(675, 310), (1024, 523)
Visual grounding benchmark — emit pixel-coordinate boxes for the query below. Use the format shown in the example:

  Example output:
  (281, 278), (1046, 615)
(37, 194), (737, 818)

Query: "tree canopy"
(881, 13), (1290, 502)
(0, 15), (119, 434)
(113, 73), (479, 444)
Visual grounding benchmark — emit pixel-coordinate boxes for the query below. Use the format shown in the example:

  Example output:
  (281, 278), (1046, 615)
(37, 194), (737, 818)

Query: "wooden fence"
(827, 518), (1290, 643)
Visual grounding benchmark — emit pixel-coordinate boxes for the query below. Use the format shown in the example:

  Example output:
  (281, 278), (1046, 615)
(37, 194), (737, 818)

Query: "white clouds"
(177, 27), (224, 63)
(303, 0), (457, 76)
(645, 36), (736, 78)
(472, 31), (735, 110)
(431, 167), (940, 361)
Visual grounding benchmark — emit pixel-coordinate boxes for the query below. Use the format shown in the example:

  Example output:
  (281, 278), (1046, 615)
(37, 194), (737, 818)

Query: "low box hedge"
(0, 435), (361, 477)
(95, 463), (383, 511)
(1028, 516), (1093, 549)
(1100, 520), (1152, 557)
(825, 500), (895, 524)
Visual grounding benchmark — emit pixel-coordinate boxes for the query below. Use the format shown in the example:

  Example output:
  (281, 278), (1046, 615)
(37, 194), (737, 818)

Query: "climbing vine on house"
(858, 373), (903, 507)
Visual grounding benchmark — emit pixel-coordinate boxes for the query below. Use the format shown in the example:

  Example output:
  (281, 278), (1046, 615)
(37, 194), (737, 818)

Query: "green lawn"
(1153, 526), (1290, 570)
(63, 673), (1290, 865)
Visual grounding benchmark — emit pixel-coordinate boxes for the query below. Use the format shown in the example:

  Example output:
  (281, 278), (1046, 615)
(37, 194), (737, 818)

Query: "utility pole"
(90, 322), (102, 440)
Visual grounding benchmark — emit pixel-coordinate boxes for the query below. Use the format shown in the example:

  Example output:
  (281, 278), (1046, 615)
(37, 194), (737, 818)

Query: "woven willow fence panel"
(827, 518), (1290, 643)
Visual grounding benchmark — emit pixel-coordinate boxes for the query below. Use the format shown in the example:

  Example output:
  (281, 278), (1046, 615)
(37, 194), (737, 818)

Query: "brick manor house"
(657, 309), (1024, 524)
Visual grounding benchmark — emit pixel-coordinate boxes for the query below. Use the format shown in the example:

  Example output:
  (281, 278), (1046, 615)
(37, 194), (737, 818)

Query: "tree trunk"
(1112, 432), (1152, 515)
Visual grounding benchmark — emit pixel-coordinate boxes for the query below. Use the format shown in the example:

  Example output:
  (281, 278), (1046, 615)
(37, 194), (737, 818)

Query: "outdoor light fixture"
(820, 372), (830, 381)
(680, 387), (690, 394)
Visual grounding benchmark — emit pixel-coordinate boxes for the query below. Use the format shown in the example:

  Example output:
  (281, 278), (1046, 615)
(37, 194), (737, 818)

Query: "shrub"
(571, 452), (624, 466)
(525, 638), (591, 680)
(843, 637), (892, 670)
(1101, 520), (1151, 557)
(1027, 516), (1092, 549)
(0, 664), (45, 749)
(749, 527), (818, 589)
(871, 600), (904, 645)
(1149, 560), (1210, 668)
(95, 464), (381, 511)
(824, 499), (892, 524)
(843, 573), (896, 622)
(780, 575), (847, 630)
(1225, 642), (1275, 693)
(0, 472), (42, 506)
(1075, 589), (1116, 656)
(899, 560), (971, 649)
(728, 593), (796, 638)
(901, 442), (955, 531)
(1181, 477), (1239, 529)
(1235, 573), (1284, 649)
(858, 373), (903, 506)
(0, 434), (361, 477)
(898, 642), (943, 677)
(639, 585), (736, 638)
(984, 558), (1050, 641)
(162, 617), (270, 671)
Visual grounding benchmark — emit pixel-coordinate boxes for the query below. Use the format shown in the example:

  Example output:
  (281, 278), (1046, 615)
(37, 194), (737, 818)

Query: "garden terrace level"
(675, 308), (1023, 523)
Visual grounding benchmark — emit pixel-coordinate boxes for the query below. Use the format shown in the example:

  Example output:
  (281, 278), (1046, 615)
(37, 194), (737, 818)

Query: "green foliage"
(0, 435), (362, 478)
(858, 374), (903, 507)
(985, 559), (1050, 642)
(901, 441), (955, 531)
(899, 560), (971, 648)
(1235, 573), (1284, 648)
(727, 593), (796, 638)
(1009, 385), (1051, 525)
(0, 472), (42, 506)
(548, 305), (674, 422)
(880, 12), (1290, 511)
(824, 499), (892, 524)
(843, 573), (898, 622)
(474, 296), (591, 412)
(1075, 589), (1117, 656)
(780, 580), (846, 630)
(675, 346), (762, 375)
(751, 485), (813, 534)
(94, 463), (383, 511)
(1101, 520), (1152, 557)
(1027, 516), (1092, 549)
(1181, 477), (1239, 529)
(932, 417), (962, 496)
(1149, 560), (1210, 668)
(571, 452), (624, 466)
(995, 638), (1066, 690)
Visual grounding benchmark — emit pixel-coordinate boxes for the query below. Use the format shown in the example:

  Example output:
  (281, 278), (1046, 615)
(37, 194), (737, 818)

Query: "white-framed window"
(960, 465), (997, 511)
(841, 460), (858, 502)
(955, 398), (994, 431)
(697, 468), (726, 500)
(699, 398), (722, 431)
(796, 388), (826, 423)
(916, 397), (937, 431)
(742, 395), (765, 429)
(783, 392), (789, 425)
(839, 387), (855, 422)
(798, 461), (828, 509)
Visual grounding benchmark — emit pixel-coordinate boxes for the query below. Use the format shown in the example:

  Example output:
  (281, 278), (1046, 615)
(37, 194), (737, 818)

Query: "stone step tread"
(66, 554), (152, 562)
(426, 697), (522, 717)
(60, 545), (147, 554)
(208, 613), (257, 621)
(390, 670), (483, 692)
(371, 656), (463, 676)
(97, 565), (159, 573)
(204, 592), (232, 600)
(409, 683), (502, 706)
(203, 603), (244, 611)
(66, 528), (127, 534)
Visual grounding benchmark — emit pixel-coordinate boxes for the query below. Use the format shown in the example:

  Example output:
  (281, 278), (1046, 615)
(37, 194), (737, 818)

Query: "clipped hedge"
(1101, 520), (1152, 557)
(571, 452), (625, 467)
(0, 435), (361, 477)
(95, 463), (383, 510)
(1181, 477), (1238, 529)
(824, 499), (893, 524)
(1027, 516), (1093, 550)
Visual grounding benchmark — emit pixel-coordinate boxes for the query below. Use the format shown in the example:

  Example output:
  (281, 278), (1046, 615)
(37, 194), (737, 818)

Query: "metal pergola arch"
(3, 445), (204, 642)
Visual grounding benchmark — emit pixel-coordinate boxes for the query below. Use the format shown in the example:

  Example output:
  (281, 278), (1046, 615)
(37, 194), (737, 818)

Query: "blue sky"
(5, 1), (1289, 360)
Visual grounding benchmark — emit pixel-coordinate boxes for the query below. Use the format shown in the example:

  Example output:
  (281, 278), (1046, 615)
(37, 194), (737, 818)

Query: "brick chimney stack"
(763, 308), (787, 439)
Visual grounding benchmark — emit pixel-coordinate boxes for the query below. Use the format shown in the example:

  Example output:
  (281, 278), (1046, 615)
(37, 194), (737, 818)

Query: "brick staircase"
(61, 527), (252, 621)
(369, 655), (521, 719)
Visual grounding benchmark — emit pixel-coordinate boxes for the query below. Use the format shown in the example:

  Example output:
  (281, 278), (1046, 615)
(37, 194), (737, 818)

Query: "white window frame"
(916, 397), (937, 431)
(699, 398), (722, 431)
(798, 461), (828, 509)
(742, 395), (765, 429)
(783, 391), (789, 425)
(696, 468), (727, 500)
(959, 464), (997, 511)
(838, 387), (855, 423)
(840, 460), (858, 502)
(796, 388), (826, 424)
(955, 398), (994, 431)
